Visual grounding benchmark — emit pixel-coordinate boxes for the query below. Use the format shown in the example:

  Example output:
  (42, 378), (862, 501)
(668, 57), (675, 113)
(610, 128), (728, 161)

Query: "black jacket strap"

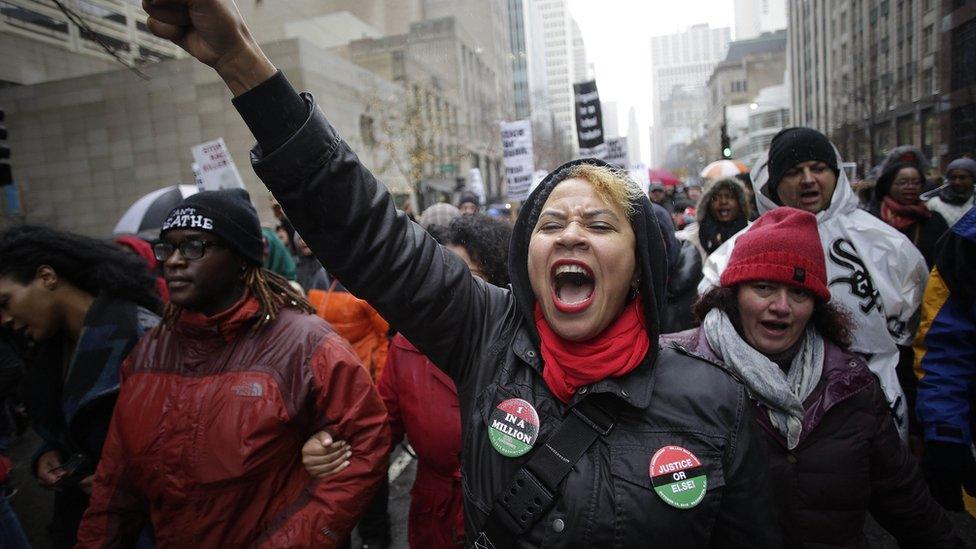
(475, 395), (618, 549)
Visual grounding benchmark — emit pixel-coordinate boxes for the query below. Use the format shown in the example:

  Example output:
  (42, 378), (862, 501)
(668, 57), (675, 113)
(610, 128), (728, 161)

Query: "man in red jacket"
(77, 189), (390, 548)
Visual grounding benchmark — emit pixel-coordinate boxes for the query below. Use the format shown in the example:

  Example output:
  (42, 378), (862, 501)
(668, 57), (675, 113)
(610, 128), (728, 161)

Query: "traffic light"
(0, 108), (11, 187)
(720, 123), (732, 159)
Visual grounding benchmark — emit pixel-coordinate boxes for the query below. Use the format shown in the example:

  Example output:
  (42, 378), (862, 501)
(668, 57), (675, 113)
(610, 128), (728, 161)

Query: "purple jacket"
(662, 327), (960, 548)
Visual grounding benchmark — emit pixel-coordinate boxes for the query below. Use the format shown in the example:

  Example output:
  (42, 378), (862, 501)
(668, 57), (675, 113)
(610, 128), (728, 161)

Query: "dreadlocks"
(161, 265), (314, 330)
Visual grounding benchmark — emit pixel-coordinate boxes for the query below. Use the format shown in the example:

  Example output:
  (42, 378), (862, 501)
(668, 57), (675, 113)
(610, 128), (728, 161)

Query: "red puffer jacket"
(377, 334), (464, 548)
(76, 295), (390, 548)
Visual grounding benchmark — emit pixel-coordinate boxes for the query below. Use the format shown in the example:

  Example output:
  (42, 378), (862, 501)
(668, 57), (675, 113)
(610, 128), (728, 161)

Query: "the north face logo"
(231, 382), (264, 397)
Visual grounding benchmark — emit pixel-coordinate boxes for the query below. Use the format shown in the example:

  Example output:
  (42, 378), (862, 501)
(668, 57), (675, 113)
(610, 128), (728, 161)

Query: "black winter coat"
(661, 239), (703, 333)
(234, 73), (781, 548)
(895, 213), (950, 269)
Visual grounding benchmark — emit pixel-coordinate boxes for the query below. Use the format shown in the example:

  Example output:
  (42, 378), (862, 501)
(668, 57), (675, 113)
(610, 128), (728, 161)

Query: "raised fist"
(142, 0), (275, 94)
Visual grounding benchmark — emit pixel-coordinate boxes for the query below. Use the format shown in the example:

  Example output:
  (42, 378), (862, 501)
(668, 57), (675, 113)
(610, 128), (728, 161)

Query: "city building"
(649, 23), (731, 166)
(788, 0), (946, 173)
(0, 38), (409, 236)
(0, 0), (181, 86)
(703, 30), (787, 161)
(570, 18), (589, 83)
(233, 0), (514, 199)
(626, 106), (642, 165)
(0, 0), (520, 228)
(508, 0), (532, 119)
(734, 0), (786, 40)
(348, 17), (511, 201)
(536, 0), (585, 151)
(737, 82), (790, 166)
(940, 0), (976, 162)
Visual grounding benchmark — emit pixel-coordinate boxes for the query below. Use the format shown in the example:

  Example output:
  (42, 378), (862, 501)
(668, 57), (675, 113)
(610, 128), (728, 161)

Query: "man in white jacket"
(700, 127), (928, 438)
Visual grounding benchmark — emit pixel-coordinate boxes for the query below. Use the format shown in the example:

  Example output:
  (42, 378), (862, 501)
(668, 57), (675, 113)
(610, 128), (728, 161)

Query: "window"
(922, 25), (933, 54)
(80, 27), (129, 51)
(897, 115), (914, 144)
(921, 108), (935, 159)
(951, 18), (976, 91)
(950, 104), (976, 159)
(74, 0), (126, 25)
(0, 1), (69, 38)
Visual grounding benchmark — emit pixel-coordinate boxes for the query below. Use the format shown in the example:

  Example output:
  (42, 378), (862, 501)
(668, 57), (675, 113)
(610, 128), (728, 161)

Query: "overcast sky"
(566, 0), (735, 165)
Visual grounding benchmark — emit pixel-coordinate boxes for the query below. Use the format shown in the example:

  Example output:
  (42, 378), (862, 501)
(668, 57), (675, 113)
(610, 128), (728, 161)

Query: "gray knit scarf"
(703, 309), (824, 450)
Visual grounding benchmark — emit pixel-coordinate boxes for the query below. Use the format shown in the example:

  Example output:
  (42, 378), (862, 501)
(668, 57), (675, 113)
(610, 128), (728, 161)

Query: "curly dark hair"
(0, 225), (162, 313)
(445, 215), (513, 287)
(692, 285), (854, 350)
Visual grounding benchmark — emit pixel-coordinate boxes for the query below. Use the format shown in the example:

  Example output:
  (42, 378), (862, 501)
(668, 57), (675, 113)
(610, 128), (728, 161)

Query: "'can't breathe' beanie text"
(160, 188), (264, 266)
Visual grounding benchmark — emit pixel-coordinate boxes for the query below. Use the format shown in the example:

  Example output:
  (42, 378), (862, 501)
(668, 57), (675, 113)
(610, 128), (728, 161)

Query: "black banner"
(573, 80), (605, 155)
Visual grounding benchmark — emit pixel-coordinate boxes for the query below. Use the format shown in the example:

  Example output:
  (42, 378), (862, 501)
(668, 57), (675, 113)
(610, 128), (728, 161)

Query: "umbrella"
(700, 160), (749, 181)
(114, 185), (199, 238)
(647, 169), (680, 187)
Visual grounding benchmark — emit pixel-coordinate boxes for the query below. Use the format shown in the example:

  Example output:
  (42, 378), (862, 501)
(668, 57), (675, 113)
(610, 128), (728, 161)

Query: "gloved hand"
(924, 441), (976, 511)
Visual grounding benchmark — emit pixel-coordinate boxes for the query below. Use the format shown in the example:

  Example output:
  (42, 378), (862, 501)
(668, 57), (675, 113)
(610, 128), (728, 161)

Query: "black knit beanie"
(159, 188), (264, 265)
(767, 127), (839, 201)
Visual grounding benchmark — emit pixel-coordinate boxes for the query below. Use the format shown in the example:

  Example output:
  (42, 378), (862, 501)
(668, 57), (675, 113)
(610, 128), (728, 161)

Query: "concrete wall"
(0, 33), (118, 85)
(0, 37), (406, 237)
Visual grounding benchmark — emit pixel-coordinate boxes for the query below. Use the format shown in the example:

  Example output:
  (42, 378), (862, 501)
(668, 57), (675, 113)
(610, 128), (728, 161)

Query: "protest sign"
(190, 138), (245, 191)
(501, 120), (535, 202)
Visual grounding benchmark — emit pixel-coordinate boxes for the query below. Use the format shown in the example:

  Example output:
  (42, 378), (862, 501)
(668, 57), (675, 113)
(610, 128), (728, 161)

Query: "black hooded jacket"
(234, 72), (780, 548)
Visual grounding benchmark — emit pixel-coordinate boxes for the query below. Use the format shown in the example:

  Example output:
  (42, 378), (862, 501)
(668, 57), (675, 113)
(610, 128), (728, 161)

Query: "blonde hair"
(566, 164), (642, 218)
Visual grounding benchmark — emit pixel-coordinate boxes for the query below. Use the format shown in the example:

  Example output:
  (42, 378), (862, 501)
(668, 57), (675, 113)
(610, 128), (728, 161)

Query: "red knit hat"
(720, 207), (831, 301)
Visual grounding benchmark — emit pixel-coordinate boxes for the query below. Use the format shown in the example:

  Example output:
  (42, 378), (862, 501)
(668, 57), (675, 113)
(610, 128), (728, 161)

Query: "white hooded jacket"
(699, 148), (929, 438)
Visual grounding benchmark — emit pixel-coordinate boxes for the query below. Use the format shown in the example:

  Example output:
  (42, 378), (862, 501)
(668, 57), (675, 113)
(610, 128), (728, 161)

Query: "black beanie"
(159, 188), (264, 265)
(767, 127), (839, 200)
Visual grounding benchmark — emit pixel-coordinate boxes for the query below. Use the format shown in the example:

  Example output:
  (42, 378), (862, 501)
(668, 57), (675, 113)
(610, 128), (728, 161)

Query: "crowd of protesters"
(0, 1), (975, 548)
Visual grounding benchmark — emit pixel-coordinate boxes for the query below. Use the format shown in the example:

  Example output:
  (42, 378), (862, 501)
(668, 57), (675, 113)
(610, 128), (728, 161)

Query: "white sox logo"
(828, 238), (881, 314)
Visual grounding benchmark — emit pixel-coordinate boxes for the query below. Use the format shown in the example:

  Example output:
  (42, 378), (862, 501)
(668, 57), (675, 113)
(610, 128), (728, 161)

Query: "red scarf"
(881, 195), (931, 230)
(534, 298), (650, 403)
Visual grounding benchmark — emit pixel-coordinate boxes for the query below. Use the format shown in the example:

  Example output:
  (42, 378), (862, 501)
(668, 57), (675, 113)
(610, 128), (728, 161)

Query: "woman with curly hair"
(664, 208), (958, 548)
(303, 214), (512, 548)
(0, 225), (161, 548)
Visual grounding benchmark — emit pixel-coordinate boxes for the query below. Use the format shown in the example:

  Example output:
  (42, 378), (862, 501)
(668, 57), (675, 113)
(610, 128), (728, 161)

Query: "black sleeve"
(231, 71), (309, 154)
(245, 92), (500, 391)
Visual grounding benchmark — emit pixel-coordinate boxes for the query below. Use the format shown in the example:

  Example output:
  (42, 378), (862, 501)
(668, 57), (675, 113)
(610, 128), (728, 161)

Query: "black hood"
(508, 157), (668, 359)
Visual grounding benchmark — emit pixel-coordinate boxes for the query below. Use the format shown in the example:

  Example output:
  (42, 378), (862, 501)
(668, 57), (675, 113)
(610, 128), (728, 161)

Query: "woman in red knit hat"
(664, 207), (960, 548)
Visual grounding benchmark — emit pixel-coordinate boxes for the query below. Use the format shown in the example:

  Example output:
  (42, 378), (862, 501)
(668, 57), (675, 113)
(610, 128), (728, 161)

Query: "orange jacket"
(76, 296), (390, 548)
(308, 285), (389, 381)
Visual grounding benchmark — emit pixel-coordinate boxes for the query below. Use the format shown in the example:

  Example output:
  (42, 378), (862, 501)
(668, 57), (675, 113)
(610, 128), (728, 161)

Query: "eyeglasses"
(152, 239), (224, 261)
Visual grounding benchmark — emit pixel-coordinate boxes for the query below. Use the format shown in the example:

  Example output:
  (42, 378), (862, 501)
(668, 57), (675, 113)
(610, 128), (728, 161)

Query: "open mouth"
(551, 260), (595, 313)
(799, 189), (821, 205)
(759, 320), (789, 335)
